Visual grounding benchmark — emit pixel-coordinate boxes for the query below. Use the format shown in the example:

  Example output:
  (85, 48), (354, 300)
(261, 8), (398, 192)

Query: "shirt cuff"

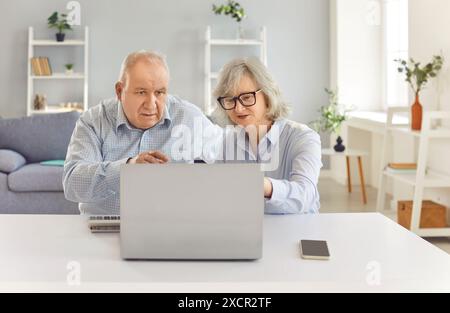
(104, 158), (129, 195)
(266, 178), (288, 205)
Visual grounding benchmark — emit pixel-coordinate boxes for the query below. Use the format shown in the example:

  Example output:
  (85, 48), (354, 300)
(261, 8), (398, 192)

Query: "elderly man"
(63, 50), (220, 215)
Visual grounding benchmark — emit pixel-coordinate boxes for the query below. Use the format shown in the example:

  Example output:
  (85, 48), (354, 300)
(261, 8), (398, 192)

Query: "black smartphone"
(300, 240), (330, 260)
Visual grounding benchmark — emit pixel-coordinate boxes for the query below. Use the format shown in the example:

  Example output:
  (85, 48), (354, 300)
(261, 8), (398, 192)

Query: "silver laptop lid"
(120, 163), (264, 260)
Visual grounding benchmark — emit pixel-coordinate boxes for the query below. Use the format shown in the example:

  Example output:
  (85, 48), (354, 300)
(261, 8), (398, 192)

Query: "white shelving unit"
(27, 26), (89, 116)
(376, 107), (450, 237)
(204, 26), (267, 115)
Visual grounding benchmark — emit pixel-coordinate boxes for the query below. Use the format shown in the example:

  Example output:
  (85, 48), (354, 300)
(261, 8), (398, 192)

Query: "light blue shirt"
(223, 119), (322, 214)
(63, 96), (221, 215)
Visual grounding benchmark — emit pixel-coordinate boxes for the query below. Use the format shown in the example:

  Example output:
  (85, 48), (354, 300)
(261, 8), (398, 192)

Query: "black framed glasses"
(217, 89), (262, 110)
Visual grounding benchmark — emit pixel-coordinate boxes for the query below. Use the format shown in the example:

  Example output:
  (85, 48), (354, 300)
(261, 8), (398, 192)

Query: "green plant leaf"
(47, 11), (73, 33)
(395, 55), (444, 95)
(212, 1), (246, 23)
(309, 88), (351, 134)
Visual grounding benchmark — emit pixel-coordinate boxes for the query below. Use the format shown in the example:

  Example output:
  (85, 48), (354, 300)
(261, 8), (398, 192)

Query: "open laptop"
(120, 163), (264, 260)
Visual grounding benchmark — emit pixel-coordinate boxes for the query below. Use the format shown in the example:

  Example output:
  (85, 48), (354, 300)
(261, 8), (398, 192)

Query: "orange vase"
(411, 93), (422, 131)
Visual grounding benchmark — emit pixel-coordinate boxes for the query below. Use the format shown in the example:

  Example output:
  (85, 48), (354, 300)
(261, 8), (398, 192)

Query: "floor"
(318, 178), (450, 255)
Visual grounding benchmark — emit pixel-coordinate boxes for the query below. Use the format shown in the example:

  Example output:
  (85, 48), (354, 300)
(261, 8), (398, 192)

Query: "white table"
(1, 213), (450, 292)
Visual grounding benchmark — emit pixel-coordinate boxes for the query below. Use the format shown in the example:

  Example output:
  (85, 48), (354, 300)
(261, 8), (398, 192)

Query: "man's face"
(115, 60), (169, 130)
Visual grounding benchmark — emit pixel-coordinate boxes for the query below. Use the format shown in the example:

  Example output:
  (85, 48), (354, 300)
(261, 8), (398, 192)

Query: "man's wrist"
(264, 178), (273, 199)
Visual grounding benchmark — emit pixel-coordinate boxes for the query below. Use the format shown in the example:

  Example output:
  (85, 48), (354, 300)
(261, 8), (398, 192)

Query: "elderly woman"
(213, 57), (322, 214)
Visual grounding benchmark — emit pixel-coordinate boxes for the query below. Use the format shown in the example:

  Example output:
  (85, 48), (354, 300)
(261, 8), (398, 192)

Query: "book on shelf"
(40, 57), (47, 75)
(31, 57), (41, 75)
(388, 163), (417, 170)
(46, 57), (53, 75)
(31, 57), (52, 76)
(385, 163), (422, 175)
(40, 57), (52, 76)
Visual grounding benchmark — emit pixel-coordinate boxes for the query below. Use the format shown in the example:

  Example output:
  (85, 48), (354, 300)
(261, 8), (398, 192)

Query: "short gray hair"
(118, 50), (170, 84)
(213, 57), (290, 124)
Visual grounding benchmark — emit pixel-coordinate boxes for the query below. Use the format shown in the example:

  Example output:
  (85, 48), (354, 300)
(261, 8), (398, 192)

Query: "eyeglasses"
(217, 89), (262, 110)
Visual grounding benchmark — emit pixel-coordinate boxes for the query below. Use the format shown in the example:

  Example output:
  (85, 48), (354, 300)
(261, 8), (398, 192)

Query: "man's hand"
(127, 151), (169, 164)
(264, 177), (273, 199)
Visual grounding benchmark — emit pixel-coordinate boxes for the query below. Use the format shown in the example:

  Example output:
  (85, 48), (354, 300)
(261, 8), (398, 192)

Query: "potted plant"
(65, 63), (74, 75)
(212, 0), (247, 39)
(311, 88), (351, 152)
(395, 55), (444, 131)
(48, 11), (73, 42)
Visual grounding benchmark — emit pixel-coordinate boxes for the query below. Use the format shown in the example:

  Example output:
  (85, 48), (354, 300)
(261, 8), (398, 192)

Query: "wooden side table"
(322, 148), (369, 205)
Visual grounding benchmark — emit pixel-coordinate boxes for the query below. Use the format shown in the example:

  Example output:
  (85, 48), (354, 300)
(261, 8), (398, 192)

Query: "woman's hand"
(264, 177), (273, 199)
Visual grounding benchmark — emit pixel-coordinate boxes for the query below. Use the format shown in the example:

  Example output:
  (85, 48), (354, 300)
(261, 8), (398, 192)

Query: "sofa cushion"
(0, 112), (80, 163)
(0, 149), (26, 173)
(8, 164), (64, 192)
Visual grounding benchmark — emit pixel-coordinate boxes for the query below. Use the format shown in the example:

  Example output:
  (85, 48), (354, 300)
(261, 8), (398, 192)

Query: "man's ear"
(115, 81), (123, 100)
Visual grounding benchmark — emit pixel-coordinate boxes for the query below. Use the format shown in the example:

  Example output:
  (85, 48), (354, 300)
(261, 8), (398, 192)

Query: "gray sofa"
(0, 112), (80, 214)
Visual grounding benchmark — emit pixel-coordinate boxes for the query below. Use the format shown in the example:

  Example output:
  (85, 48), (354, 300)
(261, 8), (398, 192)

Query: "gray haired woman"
(213, 57), (322, 214)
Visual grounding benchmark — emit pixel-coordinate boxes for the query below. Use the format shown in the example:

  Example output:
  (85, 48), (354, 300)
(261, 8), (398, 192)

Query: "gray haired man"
(63, 50), (221, 215)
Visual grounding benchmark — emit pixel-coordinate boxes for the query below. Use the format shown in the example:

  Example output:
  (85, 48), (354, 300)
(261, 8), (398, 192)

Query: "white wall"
(409, 0), (450, 114)
(327, 0), (383, 177)
(0, 0), (330, 127)
(332, 0), (382, 111)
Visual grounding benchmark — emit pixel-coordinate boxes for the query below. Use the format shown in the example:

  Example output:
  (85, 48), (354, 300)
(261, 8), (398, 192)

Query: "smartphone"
(300, 240), (330, 260)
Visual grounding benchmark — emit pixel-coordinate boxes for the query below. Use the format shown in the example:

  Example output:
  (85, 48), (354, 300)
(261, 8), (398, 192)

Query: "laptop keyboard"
(88, 215), (120, 233)
(89, 215), (120, 220)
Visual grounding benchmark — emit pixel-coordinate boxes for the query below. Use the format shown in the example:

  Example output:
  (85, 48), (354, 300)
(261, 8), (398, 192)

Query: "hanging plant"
(212, 0), (246, 23)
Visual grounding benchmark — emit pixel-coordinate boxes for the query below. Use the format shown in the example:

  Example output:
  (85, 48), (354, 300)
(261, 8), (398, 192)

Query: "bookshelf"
(204, 26), (267, 116)
(26, 26), (89, 116)
(376, 107), (450, 237)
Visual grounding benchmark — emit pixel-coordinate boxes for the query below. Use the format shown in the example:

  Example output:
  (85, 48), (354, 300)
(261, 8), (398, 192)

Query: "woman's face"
(225, 74), (271, 128)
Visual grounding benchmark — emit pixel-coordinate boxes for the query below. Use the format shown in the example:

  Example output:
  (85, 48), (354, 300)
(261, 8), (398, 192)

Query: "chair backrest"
(0, 112), (80, 163)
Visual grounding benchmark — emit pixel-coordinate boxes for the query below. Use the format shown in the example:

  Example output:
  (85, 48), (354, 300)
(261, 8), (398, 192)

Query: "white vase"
(236, 24), (245, 39)
(65, 69), (74, 75)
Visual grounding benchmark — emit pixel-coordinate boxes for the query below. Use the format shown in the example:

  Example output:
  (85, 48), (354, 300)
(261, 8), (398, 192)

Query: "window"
(383, 0), (409, 110)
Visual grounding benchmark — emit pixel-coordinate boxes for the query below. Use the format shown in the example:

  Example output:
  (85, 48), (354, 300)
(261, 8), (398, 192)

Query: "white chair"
(322, 148), (369, 204)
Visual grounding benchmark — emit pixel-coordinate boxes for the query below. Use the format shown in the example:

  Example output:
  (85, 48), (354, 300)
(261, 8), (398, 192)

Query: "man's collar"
(159, 101), (172, 127)
(116, 101), (133, 131)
